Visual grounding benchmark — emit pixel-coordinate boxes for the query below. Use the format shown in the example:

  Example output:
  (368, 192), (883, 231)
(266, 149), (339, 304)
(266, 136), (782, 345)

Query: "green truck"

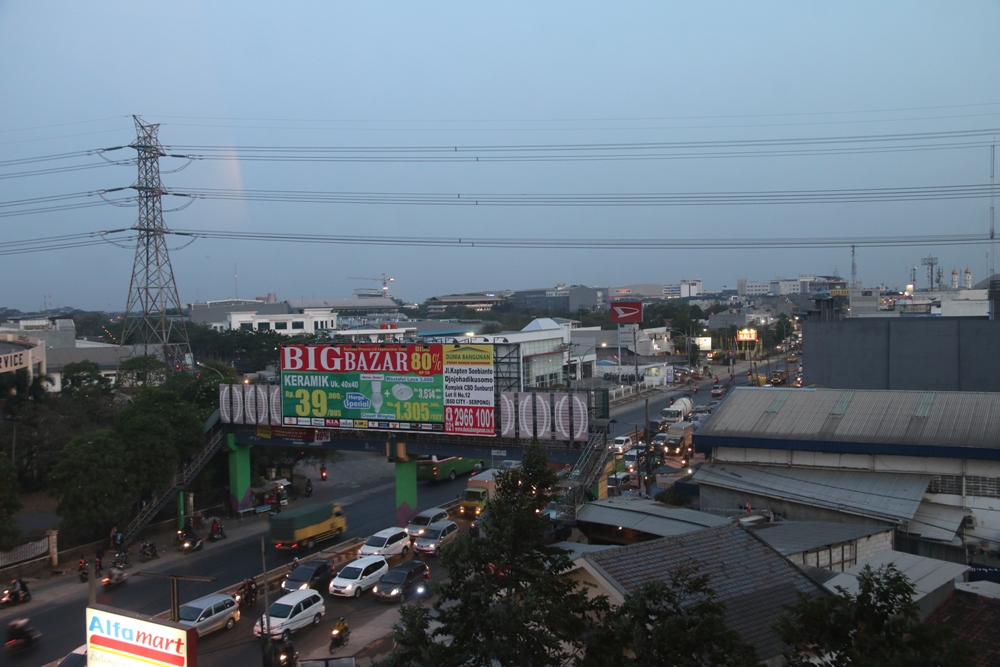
(270, 502), (347, 551)
(458, 468), (497, 518)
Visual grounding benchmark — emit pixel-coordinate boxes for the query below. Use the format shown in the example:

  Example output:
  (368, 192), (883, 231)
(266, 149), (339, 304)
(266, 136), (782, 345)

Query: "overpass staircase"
(555, 423), (614, 519)
(120, 411), (226, 548)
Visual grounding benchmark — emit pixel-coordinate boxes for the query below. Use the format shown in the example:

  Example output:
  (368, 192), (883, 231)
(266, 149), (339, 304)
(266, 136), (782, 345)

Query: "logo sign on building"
(279, 344), (495, 437)
(617, 323), (638, 349)
(737, 328), (758, 342)
(87, 605), (197, 667)
(610, 301), (644, 323)
(498, 391), (588, 442)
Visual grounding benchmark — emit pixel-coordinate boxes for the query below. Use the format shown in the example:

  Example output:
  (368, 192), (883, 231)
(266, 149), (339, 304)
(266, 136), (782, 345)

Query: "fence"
(0, 534), (50, 569)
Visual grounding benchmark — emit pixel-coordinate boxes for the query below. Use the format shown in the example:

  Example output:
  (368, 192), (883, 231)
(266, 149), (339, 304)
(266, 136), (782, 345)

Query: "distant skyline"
(3, 2), (999, 311)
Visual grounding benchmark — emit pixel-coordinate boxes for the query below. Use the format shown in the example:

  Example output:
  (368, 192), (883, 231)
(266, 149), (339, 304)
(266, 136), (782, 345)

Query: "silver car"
(413, 520), (459, 556)
(177, 593), (240, 637)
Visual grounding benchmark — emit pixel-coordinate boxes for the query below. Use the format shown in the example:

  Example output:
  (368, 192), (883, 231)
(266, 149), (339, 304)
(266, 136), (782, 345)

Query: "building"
(680, 279), (702, 297)
(0, 318), (78, 349)
(424, 293), (505, 314)
(573, 497), (730, 544)
(608, 284), (664, 300)
(694, 387), (1000, 559)
(802, 318), (1000, 391)
(510, 286), (605, 313)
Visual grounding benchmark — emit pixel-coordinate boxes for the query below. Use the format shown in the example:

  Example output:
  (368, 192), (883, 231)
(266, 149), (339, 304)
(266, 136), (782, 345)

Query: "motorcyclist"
(304, 479), (313, 496)
(272, 639), (297, 667)
(333, 615), (348, 636)
(211, 518), (221, 536)
(9, 578), (29, 603)
(289, 557), (299, 571)
(105, 567), (124, 586)
(6, 618), (31, 643)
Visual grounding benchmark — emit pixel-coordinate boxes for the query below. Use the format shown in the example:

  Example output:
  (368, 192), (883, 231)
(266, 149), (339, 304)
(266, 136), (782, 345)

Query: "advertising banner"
(87, 605), (197, 667)
(610, 301), (644, 323)
(737, 328), (758, 342)
(219, 384), (282, 425)
(279, 344), (495, 437)
(499, 391), (588, 442)
(694, 336), (713, 350)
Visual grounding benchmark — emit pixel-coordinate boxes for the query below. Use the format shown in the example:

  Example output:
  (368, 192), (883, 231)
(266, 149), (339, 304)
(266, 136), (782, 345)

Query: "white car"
(359, 527), (410, 558)
(612, 436), (633, 453)
(329, 555), (388, 598)
(406, 507), (450, 538)
(253, 589), (324, 641)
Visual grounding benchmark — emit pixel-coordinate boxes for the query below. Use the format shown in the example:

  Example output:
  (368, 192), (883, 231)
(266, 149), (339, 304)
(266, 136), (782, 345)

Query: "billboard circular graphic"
(269, 385), (282, 425)
(219, 384), (231, 423)
(519, 394), (551, 439)
(553, 394), (589, 440)
(499, 393), (516, 436)
(231, 385), (244, 424)
(254, 386), (269, 423)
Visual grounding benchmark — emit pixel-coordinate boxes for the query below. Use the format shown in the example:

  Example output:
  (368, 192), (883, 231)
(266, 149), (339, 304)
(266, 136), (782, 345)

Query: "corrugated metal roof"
(576, 498), (730, 537)
(692, 462), (929, 522)
(824, 550), (968, 599)
(698, 387), (1000, 449)
(908, 502), (970, 542)
(749, 521), (893, 556)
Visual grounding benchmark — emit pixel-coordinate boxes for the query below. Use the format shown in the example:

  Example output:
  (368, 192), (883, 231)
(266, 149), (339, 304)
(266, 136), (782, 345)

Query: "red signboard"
(610, 301), (644, 323)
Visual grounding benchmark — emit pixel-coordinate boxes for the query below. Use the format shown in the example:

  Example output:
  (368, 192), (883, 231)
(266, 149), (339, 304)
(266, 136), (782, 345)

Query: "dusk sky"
(3, 2), (1000, 312)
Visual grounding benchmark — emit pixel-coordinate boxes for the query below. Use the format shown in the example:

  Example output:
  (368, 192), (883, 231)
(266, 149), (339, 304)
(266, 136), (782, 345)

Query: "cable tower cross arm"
(120, 116), (192, 374)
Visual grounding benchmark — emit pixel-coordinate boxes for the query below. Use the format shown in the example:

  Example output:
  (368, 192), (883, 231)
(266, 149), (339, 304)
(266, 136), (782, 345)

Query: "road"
(8, 472), (468, 667)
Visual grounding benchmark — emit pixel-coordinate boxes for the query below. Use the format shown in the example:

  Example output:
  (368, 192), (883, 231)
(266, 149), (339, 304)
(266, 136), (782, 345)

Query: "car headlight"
(300, 583), (308, 590)
(344, 583), (353, 591)
(391, 588), (400, 596)
(417, 586), (425, 594)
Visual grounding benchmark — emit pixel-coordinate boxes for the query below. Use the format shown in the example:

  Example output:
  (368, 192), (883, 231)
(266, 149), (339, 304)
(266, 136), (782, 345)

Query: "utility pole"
(120, 116), (192, 372)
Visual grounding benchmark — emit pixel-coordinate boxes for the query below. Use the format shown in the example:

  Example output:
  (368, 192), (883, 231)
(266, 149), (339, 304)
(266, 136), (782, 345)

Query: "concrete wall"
(803, 318), (1000, 391)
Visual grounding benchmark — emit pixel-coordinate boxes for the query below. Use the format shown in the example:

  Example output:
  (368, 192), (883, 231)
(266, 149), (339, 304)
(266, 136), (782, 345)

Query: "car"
(359, 527), (410, 558)
(612, 436), (633, 453)
(56, 646), (87, 667)
(710, 385), (726, 398)
(406, 507), (450, 538)
(372, 560), (431, 603)
(413, 520), (459, 556)
(623, 451), (640, 472)
(607, 471), (631, 495)
(497, 460), (521, 471)
(652, 433), (669, 449)
(328, 555), (389, 598)
(177, 593), (240, 637)
(281, 558), (335, 595)
(253, 588), (325, 641)
(470, 508), (488, 538)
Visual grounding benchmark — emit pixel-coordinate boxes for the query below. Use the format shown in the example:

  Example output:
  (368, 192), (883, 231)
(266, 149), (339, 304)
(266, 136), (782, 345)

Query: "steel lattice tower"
(120, 116), (192, 371)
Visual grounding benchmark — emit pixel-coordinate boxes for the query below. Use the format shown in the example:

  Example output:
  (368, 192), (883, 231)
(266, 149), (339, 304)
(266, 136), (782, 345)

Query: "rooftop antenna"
(921, 256), (938, 291)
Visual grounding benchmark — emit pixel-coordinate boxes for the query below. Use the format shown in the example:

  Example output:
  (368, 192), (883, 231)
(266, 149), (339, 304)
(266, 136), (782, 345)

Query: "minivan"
(372, 560), (431, 603)
(413, 520), (459, 556)
(612, 436), (633, 453)
(177, 593), (240, 637)
(359, 527), (410, 557)
(281, 558), (335, 595)
(253, 589), (325, 641)
(406, 508), (449, 538)
(328, 555), (388, 598)
(607, 472), (632, 495)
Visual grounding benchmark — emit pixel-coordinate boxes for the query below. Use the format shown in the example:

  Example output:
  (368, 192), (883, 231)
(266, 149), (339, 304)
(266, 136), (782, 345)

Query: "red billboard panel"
(610, 301), (644, 323)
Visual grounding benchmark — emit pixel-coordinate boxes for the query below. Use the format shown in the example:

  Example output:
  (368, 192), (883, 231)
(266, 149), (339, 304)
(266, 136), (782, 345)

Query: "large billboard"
(87, 605), (197, 667)
(280, 344), (495, 437)
(498, 391), (589, 442)
(610, 301), (644, 323)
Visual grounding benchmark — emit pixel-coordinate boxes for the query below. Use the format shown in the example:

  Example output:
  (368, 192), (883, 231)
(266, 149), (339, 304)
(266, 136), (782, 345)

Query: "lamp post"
(196, 362), (225, 379)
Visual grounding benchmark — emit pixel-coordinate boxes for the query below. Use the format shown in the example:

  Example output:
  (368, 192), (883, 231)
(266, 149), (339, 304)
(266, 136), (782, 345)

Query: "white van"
(329, 555), (389, 598)
(359, 527), (410, 558)
(613, 436), (633, 454)
(607, 472), (632, 495)
(253, 589), (325, 641)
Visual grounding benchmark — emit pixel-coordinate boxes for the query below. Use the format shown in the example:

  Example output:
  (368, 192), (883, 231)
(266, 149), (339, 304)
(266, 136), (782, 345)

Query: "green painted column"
(176, 492), (185, 530)
(228, 435), (253, 514)
(394, 458), (418, 528)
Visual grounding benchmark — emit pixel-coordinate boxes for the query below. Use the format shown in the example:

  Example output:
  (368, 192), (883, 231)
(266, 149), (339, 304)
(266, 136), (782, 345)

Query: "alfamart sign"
(87, 605), (197, 667)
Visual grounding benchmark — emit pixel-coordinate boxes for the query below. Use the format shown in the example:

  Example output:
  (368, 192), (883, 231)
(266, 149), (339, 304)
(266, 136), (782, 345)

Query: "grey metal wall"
(803, 318), (1000, 391)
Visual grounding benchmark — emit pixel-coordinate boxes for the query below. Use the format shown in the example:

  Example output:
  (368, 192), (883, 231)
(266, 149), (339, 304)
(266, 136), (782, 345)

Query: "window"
(240, 323), (253, 330)
(274, 321), (288, 330)
(292, 321), (305, 330)
(258, 322), (271, 330)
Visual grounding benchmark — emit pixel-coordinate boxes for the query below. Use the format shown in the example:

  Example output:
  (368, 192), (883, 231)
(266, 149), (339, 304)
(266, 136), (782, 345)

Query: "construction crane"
(348, 273), (395, 298)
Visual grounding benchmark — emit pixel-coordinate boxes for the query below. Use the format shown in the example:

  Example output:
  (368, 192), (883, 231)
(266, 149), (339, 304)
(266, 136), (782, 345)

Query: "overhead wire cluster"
(1, 119), (998, 256)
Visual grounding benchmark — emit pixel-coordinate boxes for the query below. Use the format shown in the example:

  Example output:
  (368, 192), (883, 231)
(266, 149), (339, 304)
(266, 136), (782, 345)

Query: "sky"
(2, 2), (1000, 312)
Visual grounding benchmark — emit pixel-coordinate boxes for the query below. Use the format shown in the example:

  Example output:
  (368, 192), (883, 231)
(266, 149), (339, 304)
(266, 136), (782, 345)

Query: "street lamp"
(196, 362), (225, 380)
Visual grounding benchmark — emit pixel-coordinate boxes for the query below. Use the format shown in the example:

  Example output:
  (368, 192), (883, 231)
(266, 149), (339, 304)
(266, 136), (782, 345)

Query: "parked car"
(177, 593), (240, 637)
(281, 558), (335, 594)
(359, 527), (410, 558)
(328, 555), (389, 598)
(497, 460), (521, 471)
(253, 589), (325, 641)
(612, 436), (633, 454)
(406, 507), (450, 538)
(372, 560), (431, 603)
(413, 520), (459, 556)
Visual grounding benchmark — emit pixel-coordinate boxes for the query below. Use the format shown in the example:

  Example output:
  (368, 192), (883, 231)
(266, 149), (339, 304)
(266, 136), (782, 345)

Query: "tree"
(377, 443), (608, 667)
(777, 564), (972, 667)
(584, 564), (760, 667)
(48, 429), (134, 536)
(0, 455), (21, 550)
(61, 360), (111, 397)
(115, 354), (169, 390)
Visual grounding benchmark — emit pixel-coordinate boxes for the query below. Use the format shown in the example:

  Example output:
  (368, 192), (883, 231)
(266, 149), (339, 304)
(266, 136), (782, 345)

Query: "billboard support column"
(176, 492), (185, 531)
(228, 435), (253, 513)
(393, 440), (418, 528)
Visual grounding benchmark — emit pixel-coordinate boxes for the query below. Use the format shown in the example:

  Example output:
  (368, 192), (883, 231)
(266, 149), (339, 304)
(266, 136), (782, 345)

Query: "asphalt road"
(6, 473), (468, 667)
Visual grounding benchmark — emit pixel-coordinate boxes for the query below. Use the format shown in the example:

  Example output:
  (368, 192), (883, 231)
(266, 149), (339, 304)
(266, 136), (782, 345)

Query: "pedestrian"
(115, 531), (124, 550)
(109, 525), (118, 549)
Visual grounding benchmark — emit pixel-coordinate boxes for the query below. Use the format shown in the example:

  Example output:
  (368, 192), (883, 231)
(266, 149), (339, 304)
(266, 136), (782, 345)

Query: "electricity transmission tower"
(120, 116), (192, 372)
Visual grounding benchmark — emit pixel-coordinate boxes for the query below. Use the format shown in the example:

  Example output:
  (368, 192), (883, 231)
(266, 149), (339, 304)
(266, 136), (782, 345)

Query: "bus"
(416, 456), (485, 482)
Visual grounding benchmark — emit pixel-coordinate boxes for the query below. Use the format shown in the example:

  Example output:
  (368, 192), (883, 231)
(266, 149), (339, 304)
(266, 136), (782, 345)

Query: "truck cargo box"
(270, 502), (334, 538)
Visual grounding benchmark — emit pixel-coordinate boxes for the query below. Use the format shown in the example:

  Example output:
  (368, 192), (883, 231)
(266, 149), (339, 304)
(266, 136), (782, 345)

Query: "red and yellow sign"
(87, 605), (197, 667)
(737, 328), (758, 342)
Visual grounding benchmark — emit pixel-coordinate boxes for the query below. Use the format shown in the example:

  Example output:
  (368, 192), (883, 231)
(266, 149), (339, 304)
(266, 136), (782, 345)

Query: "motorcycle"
(320, 466), (328, 481)
(110, 549), (130, 569)
(181, 536), (203, 554)
(304, 480), (313, 498)
(234, 584), (257, 609)
(4, 625), (41, 654)
(0, 587), (30, 609)
(78, 560), (90, 583)
(329, 620), (350, 652)
(208, 524), (227, 542)
(140, 542), (160, 562)
(101, 569), (128, 591)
